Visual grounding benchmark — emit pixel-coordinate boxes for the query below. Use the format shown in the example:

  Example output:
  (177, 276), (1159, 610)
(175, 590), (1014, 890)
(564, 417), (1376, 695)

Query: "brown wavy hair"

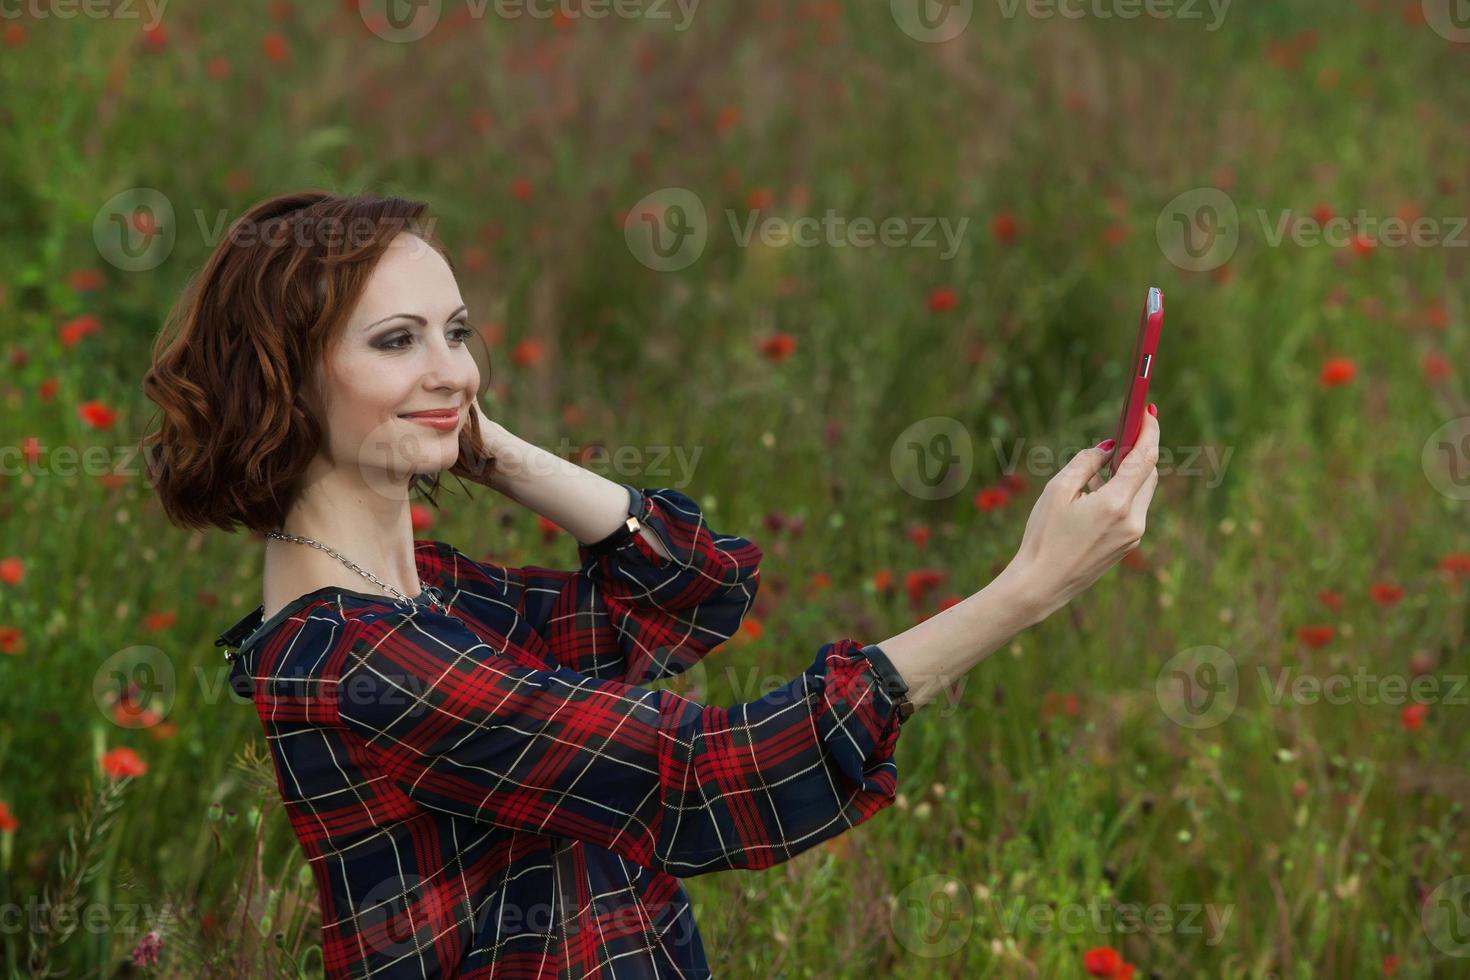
(140, 190), (496, 535)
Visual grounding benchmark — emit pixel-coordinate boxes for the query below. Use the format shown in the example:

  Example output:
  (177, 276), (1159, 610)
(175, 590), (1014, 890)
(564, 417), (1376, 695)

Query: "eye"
(377, 322), (474, 350)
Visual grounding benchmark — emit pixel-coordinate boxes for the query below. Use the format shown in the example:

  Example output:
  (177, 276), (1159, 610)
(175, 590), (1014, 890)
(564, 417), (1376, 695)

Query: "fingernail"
(1147, 403), (1158, 417)
(1096, 438), (1116, 451)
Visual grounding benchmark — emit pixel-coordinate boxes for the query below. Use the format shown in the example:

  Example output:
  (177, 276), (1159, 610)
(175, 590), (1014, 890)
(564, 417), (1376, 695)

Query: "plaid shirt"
(215, 487), (909, 979)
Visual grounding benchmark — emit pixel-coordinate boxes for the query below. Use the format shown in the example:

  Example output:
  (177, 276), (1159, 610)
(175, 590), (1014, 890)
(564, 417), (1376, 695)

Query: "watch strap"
(858, 642), (916, 722)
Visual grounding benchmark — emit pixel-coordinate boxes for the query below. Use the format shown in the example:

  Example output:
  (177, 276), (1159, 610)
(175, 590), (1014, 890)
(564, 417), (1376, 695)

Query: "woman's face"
(312, 232), (480, 496)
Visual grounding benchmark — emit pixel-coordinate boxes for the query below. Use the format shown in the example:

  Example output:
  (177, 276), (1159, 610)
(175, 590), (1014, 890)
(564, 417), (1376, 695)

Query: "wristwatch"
(858, 642), (916, 722)
(582, 484), (646, 558)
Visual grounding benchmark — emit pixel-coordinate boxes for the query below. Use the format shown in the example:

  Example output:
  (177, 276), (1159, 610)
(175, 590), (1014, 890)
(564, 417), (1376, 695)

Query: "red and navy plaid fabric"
(216, 487), (907, 978)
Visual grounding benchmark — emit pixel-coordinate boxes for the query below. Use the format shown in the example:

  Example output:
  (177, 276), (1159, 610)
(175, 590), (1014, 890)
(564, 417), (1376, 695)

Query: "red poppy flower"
(3, 24), (24, 47)
(1102, 224), (1128, 248)
(0, 800), (16, 832)
(1423, 352), (1451, 381)
(1297, 624), (1335, 649)
(67, 268), (103, 291)
(974, 486), (1010, 511)
(873, 569), (894, 594)
(1082, 946), (1125, 977)
(143, 611), (177, 632)
(739, 617), (763, 641)
(757, 333), (797, 363)
(0, 626), (23, 655)
(1318, 357), (1356, 387)
(410, 503), (435, 532)
(536, 515), (561, 544)
(140, 24), (168, 51)
(100, 747), (148, 780)
(38, 378), (59, 401)
(262, 33), (290, 64)
(510, 177), (534, 201)
(1368, 582), (1405, 607)
(1439, 553), (1470, 579)
(58, 314), (101, 348)
(904, 568), (945, 607)
(998, 472), (1026, 493)
(1350, 234), (1376, 256)
(79, 400), (117, 430)
(207, 56), (232, 80)
(1424, 298), (1449, 330)
(1400, 703), (1428, 731)
(0, 558), (22, 586)
(511, 338), (545, 367)
(1383, 954), (1400, 976)
(1316, 590), (1344, 611)
(746, 188), (773, 210)
(908, 525), (930, 550)
(927, 288), (957, 314)
(991, 212), (1020, 246)
(1311, 203), (1334, 225)
(21, 437), (40, 464)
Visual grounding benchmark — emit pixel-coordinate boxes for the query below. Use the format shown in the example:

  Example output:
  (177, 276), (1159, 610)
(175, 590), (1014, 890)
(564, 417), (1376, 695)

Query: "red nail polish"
(1147, 403), (1158, 417)
(1097, 438), (1116, 451)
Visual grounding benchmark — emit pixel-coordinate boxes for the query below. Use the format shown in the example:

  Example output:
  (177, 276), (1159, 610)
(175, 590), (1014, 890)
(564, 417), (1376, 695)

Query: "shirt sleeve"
(332, 604), (905, 877)
(514, 486), (762, 686)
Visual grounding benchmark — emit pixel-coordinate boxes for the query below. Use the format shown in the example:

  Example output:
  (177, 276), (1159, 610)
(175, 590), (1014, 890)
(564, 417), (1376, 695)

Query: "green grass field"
(1, 1), (1468, 976)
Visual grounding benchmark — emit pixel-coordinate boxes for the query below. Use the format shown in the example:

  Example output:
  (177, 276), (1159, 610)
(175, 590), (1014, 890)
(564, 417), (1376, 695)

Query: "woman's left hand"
(451, 397), (509, 489)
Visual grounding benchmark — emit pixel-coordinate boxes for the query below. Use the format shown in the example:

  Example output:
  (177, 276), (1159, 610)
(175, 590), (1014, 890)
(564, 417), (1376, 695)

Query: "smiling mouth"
(399, 410), (461, 420)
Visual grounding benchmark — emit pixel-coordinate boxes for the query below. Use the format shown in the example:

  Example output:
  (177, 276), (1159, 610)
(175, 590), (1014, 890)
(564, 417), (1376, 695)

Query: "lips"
(399, 409), (461, 421)
(396, 411), (458, 431)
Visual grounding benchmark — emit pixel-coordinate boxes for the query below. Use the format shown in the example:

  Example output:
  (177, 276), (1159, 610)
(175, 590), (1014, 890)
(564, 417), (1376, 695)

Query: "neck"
(269, 462), (425, 599)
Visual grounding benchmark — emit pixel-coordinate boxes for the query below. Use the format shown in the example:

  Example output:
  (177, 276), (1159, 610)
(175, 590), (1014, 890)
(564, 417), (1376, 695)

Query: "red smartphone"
(1105, 287), (1163, 480)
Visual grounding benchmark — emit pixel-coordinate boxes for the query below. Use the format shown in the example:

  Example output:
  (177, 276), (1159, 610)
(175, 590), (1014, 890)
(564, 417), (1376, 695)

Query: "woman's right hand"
(1003, 406), (1162, 624)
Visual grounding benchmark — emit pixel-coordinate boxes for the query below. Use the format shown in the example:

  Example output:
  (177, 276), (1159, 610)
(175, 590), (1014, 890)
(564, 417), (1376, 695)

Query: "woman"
(142, 190), (1160, 978)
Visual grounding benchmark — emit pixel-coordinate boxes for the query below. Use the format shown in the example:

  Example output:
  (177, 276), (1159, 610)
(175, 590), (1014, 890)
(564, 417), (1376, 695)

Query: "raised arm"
(333, 604), (903, 877)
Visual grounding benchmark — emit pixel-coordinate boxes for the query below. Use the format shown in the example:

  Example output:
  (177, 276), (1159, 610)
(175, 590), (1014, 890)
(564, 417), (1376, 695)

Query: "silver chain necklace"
(265, 531), (446, 613)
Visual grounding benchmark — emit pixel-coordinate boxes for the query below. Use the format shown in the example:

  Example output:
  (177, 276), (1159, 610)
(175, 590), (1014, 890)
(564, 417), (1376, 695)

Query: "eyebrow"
(362, 304), (469, 332)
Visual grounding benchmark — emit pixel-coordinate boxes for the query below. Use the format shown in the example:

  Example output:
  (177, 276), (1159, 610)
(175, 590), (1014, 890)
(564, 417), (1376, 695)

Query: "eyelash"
(379, 324), (474, 350)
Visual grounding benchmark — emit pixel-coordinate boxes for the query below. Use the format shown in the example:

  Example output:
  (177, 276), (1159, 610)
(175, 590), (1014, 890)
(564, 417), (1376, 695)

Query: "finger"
(1097, 410), (1160, 506)
(1127, 461), (1160, 529)
(1085, 470), (1106, 493)
(1051, 443), (1115, 500)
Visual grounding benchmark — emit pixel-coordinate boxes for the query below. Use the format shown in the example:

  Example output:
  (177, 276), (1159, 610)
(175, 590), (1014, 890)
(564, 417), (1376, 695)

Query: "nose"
(423, 330), (479, 398)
